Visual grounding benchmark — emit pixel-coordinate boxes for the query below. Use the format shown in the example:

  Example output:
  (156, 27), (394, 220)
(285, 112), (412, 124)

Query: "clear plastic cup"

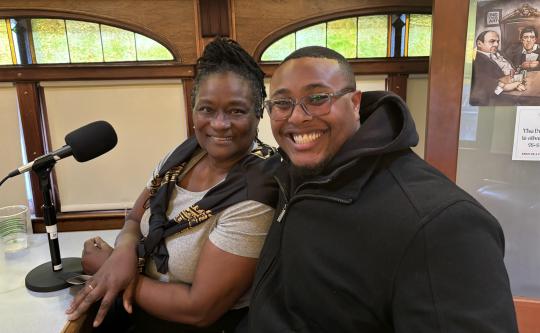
(0, 205), (29, 252)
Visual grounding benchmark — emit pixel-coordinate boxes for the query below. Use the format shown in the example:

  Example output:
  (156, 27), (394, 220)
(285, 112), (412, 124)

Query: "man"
(470, 30), (525, 106)
(506, 26), (540, 70)
(242, 46), (518, 332)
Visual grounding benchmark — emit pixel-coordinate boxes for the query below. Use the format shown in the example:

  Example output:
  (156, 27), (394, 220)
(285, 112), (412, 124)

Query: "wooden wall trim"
(15, 82), (45, 218)
(183, 78), (195, 137)
(199, 0), (230, 37)
(252, 5), (431, 60)
(0, 64), (195, 82)
(424, 0), (469, 181)
(386, 74), (409, 101)
(514, 297), (540, 333)
(260, 57), (429, 77)
(0, 8), (180, 61)
(32, 211), (125, 232)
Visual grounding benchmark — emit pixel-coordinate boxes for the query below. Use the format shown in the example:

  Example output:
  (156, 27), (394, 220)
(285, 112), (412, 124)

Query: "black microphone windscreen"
(64, 121), (118, 162)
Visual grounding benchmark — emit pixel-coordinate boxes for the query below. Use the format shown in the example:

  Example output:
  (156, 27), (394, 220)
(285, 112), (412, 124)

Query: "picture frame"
(486, 9), (502, 26)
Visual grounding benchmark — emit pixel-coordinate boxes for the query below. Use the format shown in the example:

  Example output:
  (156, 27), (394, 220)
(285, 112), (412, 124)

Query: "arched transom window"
(261, 14), (432, 61)
(0, 18), (175, 65)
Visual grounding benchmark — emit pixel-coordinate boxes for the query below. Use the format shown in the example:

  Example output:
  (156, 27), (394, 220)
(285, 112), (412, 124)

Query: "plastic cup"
(0, 205), (29, 253)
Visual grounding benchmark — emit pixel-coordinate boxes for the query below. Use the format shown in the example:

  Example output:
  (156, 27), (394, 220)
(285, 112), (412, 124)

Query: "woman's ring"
(88, 284), (94, 291)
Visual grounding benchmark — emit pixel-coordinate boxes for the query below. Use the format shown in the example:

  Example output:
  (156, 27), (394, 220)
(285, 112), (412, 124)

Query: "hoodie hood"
(321, 90), (419, 172)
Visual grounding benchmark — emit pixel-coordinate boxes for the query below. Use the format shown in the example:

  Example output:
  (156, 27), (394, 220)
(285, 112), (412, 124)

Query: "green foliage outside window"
(408, 14), (432, 56)
(0, 20), (12, 65)
(135, 33), (174, 61)
(261, 33), (295, 61)
(260, 14), (432, 61)
(101, 25), (136, 62)
(3, 18), (174, 65)
(327, 18), (357, 58)
(32, 19), (70, 63)
(296, 23), (326, 49)
(66, 20), (103, 63)
(358, 16), (388, 58)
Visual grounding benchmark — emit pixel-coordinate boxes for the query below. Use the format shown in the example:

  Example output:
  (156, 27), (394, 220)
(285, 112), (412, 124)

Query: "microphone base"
(25, 257), (83, 292)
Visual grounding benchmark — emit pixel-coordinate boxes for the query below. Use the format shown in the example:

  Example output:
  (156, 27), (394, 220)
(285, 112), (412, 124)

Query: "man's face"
(521, 31), (537, 51)
(269, 57), (361, 172)
(477, 31), (500, 53)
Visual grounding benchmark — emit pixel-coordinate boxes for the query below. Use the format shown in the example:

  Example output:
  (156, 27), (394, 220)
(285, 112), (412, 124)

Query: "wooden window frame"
(0, 9), (180, 63)
(253, 5), (431, 61)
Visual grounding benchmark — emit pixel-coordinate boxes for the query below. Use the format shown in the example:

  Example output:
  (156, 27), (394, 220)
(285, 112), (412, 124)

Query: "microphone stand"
(25, 156), (82, 292)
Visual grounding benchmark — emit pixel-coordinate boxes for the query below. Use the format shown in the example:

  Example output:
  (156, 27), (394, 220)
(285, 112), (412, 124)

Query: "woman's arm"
(135, 241), (257, 326)
(66, 188), (150, 326)
(133, 201), (274, 326)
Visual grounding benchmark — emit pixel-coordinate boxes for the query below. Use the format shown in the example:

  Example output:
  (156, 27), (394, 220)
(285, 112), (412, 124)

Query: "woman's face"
(193, 72), (259, 163)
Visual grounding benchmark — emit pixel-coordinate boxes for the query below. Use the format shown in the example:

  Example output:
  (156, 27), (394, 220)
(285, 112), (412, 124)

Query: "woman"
(65, 37), (277, 332)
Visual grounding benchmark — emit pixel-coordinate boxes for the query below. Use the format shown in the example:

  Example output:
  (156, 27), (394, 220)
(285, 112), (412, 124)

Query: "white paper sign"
(512, 106), (540, 160)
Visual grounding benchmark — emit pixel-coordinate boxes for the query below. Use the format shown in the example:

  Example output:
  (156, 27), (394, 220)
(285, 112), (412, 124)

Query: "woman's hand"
(66, 244), (138, 327)
(81, 237), (113, 275)
(66, 189), (149, 327)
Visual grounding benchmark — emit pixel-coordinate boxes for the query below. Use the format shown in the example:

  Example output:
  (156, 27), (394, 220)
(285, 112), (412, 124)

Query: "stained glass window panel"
(0, 19), (12, 65)
(327, 18), (357, 58)
(135, 34), (174, 61)
(357, 16), (388, 58)
(101, 25), (136, 62)
(296, 23), (326, 49)
(65, 20), (103, 63)
(408, 14), (432, 56)
(32, 19), (70, 63)
(261, 33), (295, 61)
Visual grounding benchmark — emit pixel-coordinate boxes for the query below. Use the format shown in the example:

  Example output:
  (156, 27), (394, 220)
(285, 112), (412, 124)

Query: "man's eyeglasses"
(264, 87), (355, 121)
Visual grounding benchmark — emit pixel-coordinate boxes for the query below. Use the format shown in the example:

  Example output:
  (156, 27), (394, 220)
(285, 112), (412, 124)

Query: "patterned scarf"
(137, 136), (278, 274)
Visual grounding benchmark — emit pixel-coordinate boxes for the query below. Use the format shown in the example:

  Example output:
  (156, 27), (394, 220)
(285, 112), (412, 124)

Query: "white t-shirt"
(140, 151), (274, 308)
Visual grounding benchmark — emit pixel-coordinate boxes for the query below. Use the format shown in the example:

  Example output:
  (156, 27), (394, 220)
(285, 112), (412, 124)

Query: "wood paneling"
(32, 211), (125, 232)
(199, 0), (230, 37)
(386, 74), (408, 101)
(0, 1), (196, 62)
(15, 82), (45, 217)
(0, 64), (195, 82)
(514, 297), (540, 333)
(234, 0), (431, 56)
(424, 0), (469, 181)
(261, 57), (429, 77)
(183, 78), (195, 137)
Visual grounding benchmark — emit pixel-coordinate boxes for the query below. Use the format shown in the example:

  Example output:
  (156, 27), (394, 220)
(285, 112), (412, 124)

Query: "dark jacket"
(470, 52), (507, 106)
(505, 42), (540, 70)
(243, 91), (518, 333)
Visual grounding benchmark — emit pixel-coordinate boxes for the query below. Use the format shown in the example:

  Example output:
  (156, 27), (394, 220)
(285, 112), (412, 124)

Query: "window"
(0, 19), (13, 64)
(408, 14), (432, 57)
(357, 16), (388, 58)
(260, 14), (432, 61)
(1, 18), (175, 65)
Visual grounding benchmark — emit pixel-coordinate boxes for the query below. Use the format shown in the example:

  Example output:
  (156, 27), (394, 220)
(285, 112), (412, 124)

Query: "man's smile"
(291, 131), (325, 145)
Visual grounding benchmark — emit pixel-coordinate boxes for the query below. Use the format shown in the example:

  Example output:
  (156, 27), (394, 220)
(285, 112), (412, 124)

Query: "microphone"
(8, 120), (117, 177)
(0, 120), (117, 292)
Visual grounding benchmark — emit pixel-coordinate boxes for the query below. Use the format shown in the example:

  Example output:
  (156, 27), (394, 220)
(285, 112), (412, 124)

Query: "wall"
(0, 83), (27, 208)
(407, 74), (429, 158)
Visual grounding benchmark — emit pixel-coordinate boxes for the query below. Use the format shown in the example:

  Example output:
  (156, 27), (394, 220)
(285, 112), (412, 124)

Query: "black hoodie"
(242, 91), (517, 333)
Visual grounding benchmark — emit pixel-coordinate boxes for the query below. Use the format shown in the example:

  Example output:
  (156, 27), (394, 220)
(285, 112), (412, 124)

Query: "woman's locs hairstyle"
(191, 37), (267, 118)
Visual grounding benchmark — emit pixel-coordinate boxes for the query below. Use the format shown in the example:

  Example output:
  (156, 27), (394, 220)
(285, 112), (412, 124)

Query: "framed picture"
(486, 9), (502, 26)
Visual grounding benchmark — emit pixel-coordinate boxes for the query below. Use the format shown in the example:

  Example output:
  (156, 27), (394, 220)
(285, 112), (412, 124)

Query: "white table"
(0, 229), (119, 333)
